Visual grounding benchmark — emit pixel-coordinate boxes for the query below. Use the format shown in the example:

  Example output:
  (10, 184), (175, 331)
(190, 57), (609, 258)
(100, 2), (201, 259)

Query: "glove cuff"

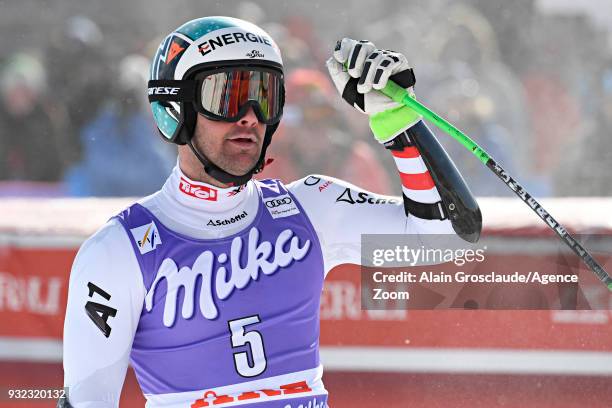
(369, 105), (422, 143)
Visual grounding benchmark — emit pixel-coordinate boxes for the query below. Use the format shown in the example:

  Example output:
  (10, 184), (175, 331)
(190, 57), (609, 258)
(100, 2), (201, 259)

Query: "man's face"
(193, 106), (267, 176)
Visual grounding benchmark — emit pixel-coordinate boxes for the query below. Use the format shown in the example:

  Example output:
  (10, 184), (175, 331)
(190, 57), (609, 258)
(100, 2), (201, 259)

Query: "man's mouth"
(226, 133), (257, 147)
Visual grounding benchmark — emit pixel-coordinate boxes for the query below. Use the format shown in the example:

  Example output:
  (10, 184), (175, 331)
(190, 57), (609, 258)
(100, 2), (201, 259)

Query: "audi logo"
(265, 197), (292, 208)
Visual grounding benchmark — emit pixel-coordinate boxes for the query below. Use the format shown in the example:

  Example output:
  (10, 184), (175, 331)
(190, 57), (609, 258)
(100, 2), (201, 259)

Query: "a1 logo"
(85, 282), (117, 338)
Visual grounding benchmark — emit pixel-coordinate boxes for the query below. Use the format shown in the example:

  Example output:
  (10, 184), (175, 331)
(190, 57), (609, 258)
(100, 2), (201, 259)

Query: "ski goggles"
(148, 67), (284, 126)
(194, 68), (283, 125)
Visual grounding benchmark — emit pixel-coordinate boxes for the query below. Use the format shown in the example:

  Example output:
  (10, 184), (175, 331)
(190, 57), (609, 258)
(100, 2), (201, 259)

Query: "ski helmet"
(148, 16), (284, 185)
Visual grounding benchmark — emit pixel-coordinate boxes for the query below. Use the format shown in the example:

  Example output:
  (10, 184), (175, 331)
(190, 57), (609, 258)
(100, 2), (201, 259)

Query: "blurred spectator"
(0, 1), (609, 198)
(519, 14), (585, 193)
(469, 0), (536, 76)
(260, 68), (392, 194)
(261, 19), (319, 74)
(554, 64), (612, 196)
(0, 52), (67, 181)
(63, 54), (174, 196)
(46, 16), (113, 167)
(418, 4), (530, 195)
(426, 71), (519, 196)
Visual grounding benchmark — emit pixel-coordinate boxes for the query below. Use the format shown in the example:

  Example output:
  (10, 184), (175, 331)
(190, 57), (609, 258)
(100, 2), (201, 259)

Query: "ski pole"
(380, 80), (612, 291)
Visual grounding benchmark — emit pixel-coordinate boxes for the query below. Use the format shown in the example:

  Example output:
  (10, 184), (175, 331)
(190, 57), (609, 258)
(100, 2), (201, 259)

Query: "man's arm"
(287, 38), (481, 273)
(288, 167), (453, 273)
(61, 220), (145, 407)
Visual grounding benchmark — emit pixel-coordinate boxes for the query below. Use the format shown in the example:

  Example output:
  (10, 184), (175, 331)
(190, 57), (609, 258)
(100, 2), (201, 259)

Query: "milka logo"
(145, 227), (311, 327)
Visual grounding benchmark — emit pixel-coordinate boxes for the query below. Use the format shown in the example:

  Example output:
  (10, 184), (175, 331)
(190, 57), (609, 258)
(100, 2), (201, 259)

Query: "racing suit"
(62, 122), (459, 407)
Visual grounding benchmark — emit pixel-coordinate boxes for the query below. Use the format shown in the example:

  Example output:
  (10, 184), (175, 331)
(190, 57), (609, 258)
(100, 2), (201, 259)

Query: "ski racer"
(60, 16), (481, 408)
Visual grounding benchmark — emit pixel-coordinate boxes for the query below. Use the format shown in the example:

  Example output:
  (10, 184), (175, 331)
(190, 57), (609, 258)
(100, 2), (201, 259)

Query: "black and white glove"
(326, 38), (422, 142)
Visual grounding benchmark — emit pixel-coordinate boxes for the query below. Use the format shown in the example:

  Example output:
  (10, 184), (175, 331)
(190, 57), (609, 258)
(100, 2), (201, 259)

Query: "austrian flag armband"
(386, 121), (482, 242)
(384, 130), (447, 221)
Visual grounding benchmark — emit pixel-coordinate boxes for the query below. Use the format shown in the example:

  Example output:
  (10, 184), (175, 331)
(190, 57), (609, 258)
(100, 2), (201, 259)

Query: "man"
(60, 17), (481, 408)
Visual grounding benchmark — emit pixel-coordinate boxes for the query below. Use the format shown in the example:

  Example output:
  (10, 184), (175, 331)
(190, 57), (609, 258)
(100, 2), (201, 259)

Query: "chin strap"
(185, 120), (277, 186)
(149, 75), (282, 186)
(257, 158), (275, 172)
(186, 138), (255, 186)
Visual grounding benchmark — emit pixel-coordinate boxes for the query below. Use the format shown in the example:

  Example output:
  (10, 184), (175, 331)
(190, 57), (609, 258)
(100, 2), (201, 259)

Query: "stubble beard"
(195, 126), (264, 177)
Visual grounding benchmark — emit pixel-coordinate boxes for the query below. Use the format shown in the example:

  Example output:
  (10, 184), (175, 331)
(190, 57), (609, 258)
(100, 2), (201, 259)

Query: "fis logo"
(130, 222), (162, 255)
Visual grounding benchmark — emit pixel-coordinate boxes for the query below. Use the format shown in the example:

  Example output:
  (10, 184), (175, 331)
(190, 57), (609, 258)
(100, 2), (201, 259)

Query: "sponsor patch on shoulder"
(130, 221), (162, 254)
(264, 194), (300, 219)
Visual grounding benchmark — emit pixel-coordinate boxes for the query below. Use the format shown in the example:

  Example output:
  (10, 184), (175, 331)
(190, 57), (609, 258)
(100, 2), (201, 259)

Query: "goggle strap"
(148, 80), (196, 103)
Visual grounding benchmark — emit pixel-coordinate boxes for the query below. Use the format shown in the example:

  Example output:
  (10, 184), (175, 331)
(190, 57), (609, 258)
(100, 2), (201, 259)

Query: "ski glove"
(326, 38), (422, 143)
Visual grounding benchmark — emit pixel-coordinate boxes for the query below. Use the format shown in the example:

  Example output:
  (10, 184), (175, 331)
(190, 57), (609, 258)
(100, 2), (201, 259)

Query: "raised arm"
(287, 38), (481, 274)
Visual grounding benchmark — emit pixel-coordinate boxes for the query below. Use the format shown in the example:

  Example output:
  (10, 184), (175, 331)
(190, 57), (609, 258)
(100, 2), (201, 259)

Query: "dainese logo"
(148, 87), (179, 95)
(179, 177), (218, 201)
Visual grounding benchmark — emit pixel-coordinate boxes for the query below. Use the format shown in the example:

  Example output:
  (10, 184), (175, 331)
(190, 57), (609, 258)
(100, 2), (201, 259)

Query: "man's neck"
(177, 149), (235, 188)
(179, 162), (232, 188)
(159, 164), (250, 214)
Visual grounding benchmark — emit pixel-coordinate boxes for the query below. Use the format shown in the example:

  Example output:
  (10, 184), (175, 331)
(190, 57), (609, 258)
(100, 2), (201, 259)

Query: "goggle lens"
(199, 69), (282, 124)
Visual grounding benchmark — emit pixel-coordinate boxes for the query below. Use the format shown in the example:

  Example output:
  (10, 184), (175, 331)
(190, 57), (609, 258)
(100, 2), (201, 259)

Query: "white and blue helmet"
(148, 16), (285, 184)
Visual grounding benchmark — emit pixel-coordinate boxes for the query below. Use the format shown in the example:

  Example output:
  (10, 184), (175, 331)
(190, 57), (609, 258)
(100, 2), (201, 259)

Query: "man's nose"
(237, 106), (258, 127)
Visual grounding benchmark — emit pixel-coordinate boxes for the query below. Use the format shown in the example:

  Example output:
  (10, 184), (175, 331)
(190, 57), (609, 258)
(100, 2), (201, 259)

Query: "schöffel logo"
(335, 188), (399, 205)
(198, 31), (272, 57)
(264, 194), (300, 219)
(207, 211), (248, 227)
(179, 177), (218, 201)
(246, 49), (265, 58)
(265, 197), (292, 208)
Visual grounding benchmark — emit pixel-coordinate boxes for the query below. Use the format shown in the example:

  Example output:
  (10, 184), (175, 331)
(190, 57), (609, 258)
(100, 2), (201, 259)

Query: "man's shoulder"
(284, 175), (367, 217)
(82, 192), (164, 256)
(80, 217), (132, 256)
(136, 190), (163, 211)
(286, 174), (364, 199)
(285, 174), (403, 218)
(70, 217), (137, 283)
